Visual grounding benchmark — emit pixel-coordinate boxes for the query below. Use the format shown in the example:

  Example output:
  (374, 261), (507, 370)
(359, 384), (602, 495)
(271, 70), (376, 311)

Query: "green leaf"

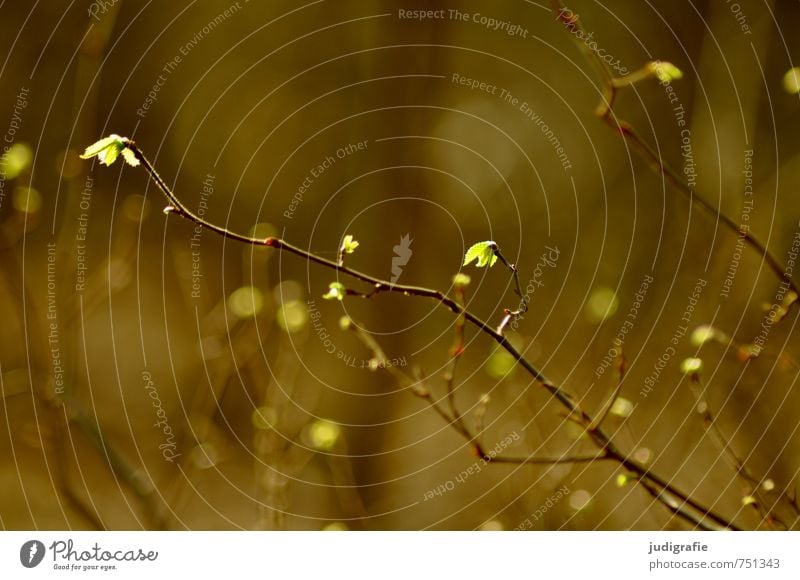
(81, 135), (123, 159)
(99, 145), (121, 166)
(323, 282), (346, 301)
(341, 234), (359, 254)
(463, 241), (498, 268)
(120, 147), (140, 167)
(80, 134), (138, 167)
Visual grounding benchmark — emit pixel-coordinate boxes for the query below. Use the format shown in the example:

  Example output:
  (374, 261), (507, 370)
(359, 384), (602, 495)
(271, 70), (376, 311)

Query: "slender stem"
(493, 244), (527, 334)
(351, 323), (602, 467)
(636, 477), (716, 532)
(490, 452), (607, 465)
(444, 284), (468, 435)
(120, 139), (740, 530)
(125, 140), (262, 247)
(588, 351), (626, 432)
(473, 394), (489, 441)
(689, 375), (786, 529)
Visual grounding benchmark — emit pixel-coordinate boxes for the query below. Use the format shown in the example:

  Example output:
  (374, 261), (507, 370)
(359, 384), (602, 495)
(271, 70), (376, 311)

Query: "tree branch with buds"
(81, 134), (741, 530)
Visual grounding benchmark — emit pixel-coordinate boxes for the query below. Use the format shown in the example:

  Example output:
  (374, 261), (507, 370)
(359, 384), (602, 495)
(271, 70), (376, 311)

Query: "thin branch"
(473, 393), (490, 442)
(348, 324), (722, 530)
(588, 349), (626, 432)
(444, 281), (468, 435)
(489, 452), (607, 466)
(347, 323), (474, 442)
(349, 323), (601, 467)
(688, 374), (787, 529)
(492, 244), (527, 333)
(635, 476), (717, 531)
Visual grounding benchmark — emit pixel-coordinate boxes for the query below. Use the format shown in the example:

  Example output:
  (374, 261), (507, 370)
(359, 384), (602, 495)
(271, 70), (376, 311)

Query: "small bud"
(648, 61), (683, 84)
(680, 357), (703, 376)
(691, 325), (725, 347)
(411, 384), (429, 398)
(323, 282), (346, 301)
(341, 234), (359, 254)
(783, 67), (800, 94)
(452, 272), (472, 289)
(609, 397), (634, 418)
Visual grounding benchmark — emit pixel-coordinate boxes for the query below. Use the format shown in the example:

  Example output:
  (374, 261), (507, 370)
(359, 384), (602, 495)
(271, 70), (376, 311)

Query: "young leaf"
(341, 234), (359, 254)
(463, 241), (498, 268)
(323, 282), (346, 301)
(80, 134), (139, 167)
(121, 147), (140, 167)
(648, 61), (683, 84)
(81, 135), (122, 158)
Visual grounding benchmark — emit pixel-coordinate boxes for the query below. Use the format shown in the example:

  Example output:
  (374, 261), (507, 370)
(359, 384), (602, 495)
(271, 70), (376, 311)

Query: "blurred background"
(1, 0), (800, 530)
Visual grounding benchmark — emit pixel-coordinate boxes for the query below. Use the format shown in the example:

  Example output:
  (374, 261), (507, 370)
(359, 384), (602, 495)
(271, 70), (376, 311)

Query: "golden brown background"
(1, 0), (799, 530)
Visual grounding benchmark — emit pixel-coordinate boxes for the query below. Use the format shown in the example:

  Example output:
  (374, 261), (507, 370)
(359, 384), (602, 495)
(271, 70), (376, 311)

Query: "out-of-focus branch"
(444, 277), (468, 436)
(589, 350), (626, 432)
(550, 0), (799, 306)
(346, 320), (603, 467)
(687, 373), (788, 529)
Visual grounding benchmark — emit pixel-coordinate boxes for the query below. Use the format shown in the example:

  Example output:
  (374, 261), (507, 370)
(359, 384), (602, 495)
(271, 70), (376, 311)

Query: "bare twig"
(492, 244), (527, 334)
(348, 321), (599, 467)
(444, 280), (468, 435)
(687, 374), (787, 529)
(635, 477), (716, 532)
(588, 350), (626, 432)
(473, 393), (490, 442)
(489, 452), (607, 466)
